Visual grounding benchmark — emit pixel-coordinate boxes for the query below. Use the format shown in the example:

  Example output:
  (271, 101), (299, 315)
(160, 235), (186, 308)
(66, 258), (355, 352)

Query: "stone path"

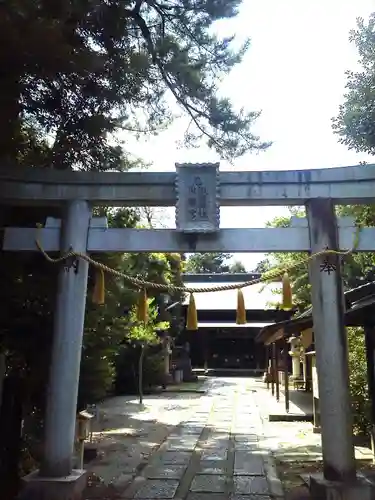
(86, 391), (204, 487)
(86, 376), (374, 499)
(88, 377), (283, 499)
(255, 383), (373, 463)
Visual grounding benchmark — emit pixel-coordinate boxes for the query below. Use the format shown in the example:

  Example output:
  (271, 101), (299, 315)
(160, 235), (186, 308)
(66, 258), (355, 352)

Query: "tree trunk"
(0, 72), (21, 165)
(138, 345), (146, 405)
(0, 352), (6, 417)
(0, 375), (23, 499)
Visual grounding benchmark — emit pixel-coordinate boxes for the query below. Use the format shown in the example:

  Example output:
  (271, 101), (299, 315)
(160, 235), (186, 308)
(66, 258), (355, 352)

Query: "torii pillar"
(307, 200), (373, 499)
(21, 200), (91, 500)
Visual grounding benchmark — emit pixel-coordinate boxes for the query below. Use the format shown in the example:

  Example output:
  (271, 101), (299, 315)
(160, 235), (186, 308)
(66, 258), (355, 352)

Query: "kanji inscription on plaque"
(175, 163), (220, 233)
(188, 176), (208, 221)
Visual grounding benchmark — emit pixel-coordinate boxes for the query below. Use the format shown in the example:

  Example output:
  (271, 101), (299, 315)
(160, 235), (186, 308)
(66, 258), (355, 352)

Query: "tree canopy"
(261, 10), (375, 432)
(229, 260), (247, 273)
(0, 0), (269, 486)
(1, 0), (270, 170)
(185, 252), (247, 273)
(332, 13), (375, 154)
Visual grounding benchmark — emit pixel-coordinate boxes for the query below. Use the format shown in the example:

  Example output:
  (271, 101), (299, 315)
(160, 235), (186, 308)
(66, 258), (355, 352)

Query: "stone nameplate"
(175, 163), (220, 233)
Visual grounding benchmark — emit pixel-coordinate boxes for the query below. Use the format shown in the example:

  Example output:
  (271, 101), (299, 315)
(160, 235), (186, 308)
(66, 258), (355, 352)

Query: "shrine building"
(180, 273), (293, 374)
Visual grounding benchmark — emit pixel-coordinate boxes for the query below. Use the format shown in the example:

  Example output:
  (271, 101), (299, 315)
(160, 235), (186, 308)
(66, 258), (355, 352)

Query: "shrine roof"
(196, 322), (273, 328)
(183, 308), (292, 325)
(181, 273), (261, 283)
(181, 275), (282, 311)
(256, 281), (375, 345)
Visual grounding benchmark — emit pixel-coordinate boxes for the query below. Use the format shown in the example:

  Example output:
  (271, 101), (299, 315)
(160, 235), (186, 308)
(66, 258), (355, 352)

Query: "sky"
(124, 0), (375, 271)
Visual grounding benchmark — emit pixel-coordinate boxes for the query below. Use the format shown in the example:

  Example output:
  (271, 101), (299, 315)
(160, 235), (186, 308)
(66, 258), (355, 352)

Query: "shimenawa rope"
(34, 225), (361, 294)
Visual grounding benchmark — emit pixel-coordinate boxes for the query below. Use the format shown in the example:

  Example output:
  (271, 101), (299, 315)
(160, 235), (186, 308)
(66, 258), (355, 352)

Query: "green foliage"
(260, 210), (311, 311)
(115, 349), (165, 395)
(142, 352), (165, 388)
(78, 208), (140, 407)
(331, 13), (375, 433)
(185, 252), (247, 274)
(332, 13), (375, 154)
(78, 210), (180, 407)
(229, 260), (247, 273)
(185, 252), (232, 273)
(0, 205), (182, 415)
(0, 0), (267, 479)
(252, 258), (272, 274)
(0, 0), (270, 168)
(335, 204), (375, 434)
(347, 327), (371, 435)
(125, 298), (169, 347)
(337, 204), (375, 288)
(120, 299), (169, 403)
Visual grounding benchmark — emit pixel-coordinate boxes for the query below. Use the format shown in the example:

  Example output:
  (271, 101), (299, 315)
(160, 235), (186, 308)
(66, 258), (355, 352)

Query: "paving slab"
(234, 452), (265, 476)
(163, 437), (199, 451)
(197, 462), (227, 475)
(149, 451), (193, 466)
(201, 448), (228, 461)
(187, 494), (229, 500)
(190, 474), (228, 493)
(234, 442), (259, 452)
(202, 438), (230, 449)
(234, 434), (258, 442)
(133, 479), (179, 498)
(230, 496), (271, 500)
(233, 475), (270, 495)
(172, 427), (203, 436)
(142, 464), (187, 479)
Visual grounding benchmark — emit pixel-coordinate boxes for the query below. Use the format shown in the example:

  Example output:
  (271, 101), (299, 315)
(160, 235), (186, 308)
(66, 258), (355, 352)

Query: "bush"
(347, 327), (371, 435)
(78, 355), (116, 408)
(115, 346), (165, 394)
(142, 351), (165, 389)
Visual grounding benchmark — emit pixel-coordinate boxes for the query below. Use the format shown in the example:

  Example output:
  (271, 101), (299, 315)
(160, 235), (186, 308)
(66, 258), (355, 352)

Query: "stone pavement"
(86, 377), (283, 499)
(86, 377), (375, 499)
(254, 382), (373, 463)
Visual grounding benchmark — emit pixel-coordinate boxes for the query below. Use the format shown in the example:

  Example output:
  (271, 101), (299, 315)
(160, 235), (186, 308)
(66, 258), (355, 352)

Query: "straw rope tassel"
(137, 288), (148, 324)
(92, 268), (105, 305)
(236, 289), (247, 325)
(186, 293), (198, 331)
(282, 272), (293, 310)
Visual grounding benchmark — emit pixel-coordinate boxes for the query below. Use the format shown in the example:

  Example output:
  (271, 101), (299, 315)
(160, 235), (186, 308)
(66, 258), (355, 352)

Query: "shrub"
(347, 327), (371, 435)
(115, 346), (165, 394)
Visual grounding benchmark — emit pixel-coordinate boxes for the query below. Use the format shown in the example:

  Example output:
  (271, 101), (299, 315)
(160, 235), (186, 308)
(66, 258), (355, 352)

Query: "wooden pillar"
(275, 342), (280, 402)
(203, 330), (209, 370)
(266, 346), (270, 389)
(162, 335), (171, 388)
(283, 339), (290, 413)
(271, 343), (276, 396)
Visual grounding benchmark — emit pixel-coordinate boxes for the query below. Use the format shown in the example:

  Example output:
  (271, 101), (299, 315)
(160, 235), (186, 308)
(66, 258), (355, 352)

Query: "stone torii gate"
(3, 163), (375, 500)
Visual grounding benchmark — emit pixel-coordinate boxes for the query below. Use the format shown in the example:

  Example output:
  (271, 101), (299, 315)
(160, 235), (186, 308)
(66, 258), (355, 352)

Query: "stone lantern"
(288, 335), (301, 379)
